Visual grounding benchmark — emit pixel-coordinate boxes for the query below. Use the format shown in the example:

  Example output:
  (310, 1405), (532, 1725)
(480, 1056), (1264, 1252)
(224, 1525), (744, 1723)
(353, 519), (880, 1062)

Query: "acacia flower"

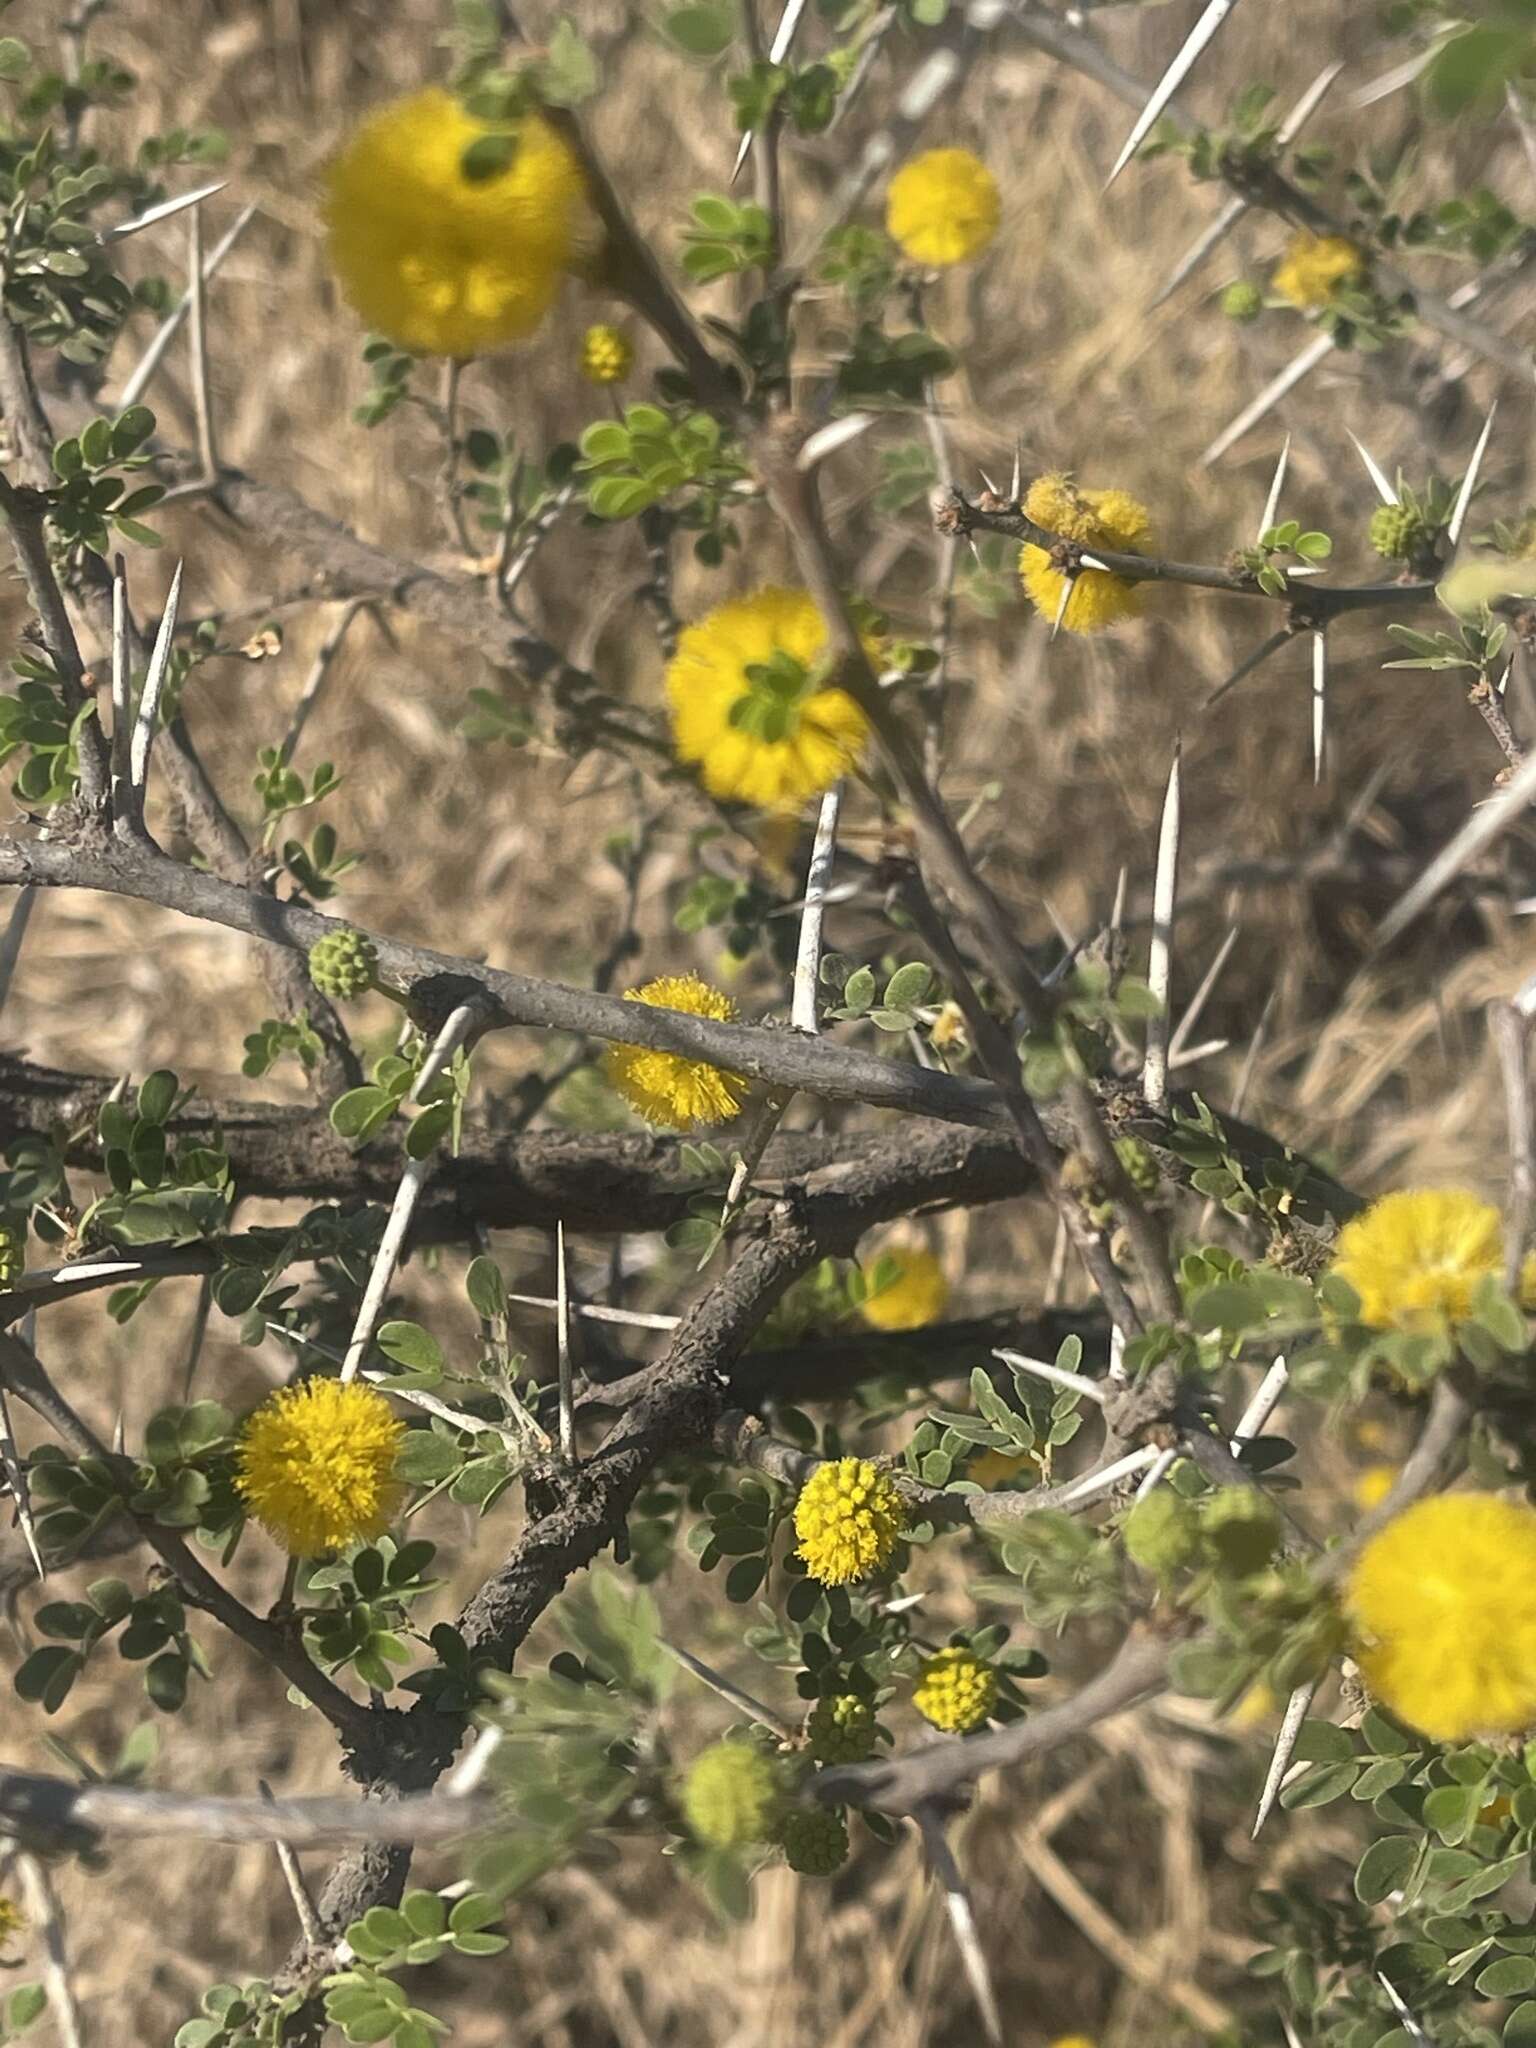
(913, 1646), (996, 1733)
(886, 148), (1001, 267)
(681, 1742), (779, 1846)
(325, 87), (594, 358)
(580, 323), (632, 384)
(794, 1457), (905, 1586)
(1330, 1187), (1502, 1332)
(1018, 472), (1151, 635)
(1345, 1493), (1536, 1741)
(0, 1896), (23, 1956)
(780, 1803), (849, 1875)
(860, 1245), (949, 1331)
(1271, 231), (1362, 312)
(666, 587), (869, 808)
(806, 1693), (876, 1764)
(236, 1377), (405, 1558)
(1352, 1464), (1398, 1513)
(603, 973), (747, 1129)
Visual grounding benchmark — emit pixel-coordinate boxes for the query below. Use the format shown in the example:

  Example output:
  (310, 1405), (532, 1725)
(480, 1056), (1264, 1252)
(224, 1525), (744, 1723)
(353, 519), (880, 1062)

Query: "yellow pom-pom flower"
(580, 323), (632, 384)
(1018, 472), (1151, 635)
(603, 973), (747, 1130)
(913, 1646), (996, 1734)
(886, 148), (1001, 267)
(681, 1742), (780, 1847)
(794, 1457), (905, 1586)
(969, 1447), (1038, 1489)
(325, 88), (594, 358)
(1345, 1493), (1536, 1741)
(236, 1377), (405, 1558)
(1330, 1188), (1502, 1332)
(0, 1896), (24, 1956)
(1352, 1464), (1398, 1513)
(1271, 231), (1363, 312)
(860, 1245), (949, 1331)
(666, 587), (869, 808)
(1049, 2037), (1097, 2048)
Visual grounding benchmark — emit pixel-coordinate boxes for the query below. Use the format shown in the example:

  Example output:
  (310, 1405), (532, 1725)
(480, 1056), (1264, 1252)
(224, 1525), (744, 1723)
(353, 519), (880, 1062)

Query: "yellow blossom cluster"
(603, 973), (747, 1130)
(794, 1457), (906, 1586)
(885, 148), (1001, 267)
(1271, 230), (1363, 311)
(665, 587), (869, 808)
(1345, 1493), (1536, 1741)
(912, 1646), (996, 1733)
(1018, 473), (1152, 634)
(859, 1245), (949, 1331)
(236, 1377), (405, 1558)
(1330, 1188), (1502, 1332)
(326, 89), (594, 359)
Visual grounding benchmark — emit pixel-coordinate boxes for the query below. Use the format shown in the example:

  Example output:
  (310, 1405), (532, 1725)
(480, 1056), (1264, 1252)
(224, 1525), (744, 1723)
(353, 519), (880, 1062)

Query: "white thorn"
(1106, 0), (1245, 189)
(1347, 430), (1399, 507)
(556, 1219), (576, 1465)
(1257, 433), (1292, 542)
(797, 412), (876, 471)
(1051, 572), (1077, 640)
(1133, 1444), (1180, 1502)
(992, 1348), (1108, 1406)
(1232, 1357), (1288, 1447)
(1203, 335), (1335, 468)
(99, 179), (227, 243)
(1311, 632), (1327, 785)
(1446, 402), (1498, 552)
(732, 0), (810, 181)
(1142, 740), (1181, 1110)
(1379, 742), (1536, 944)
(1352, 46), (1433, 108)
(1169, 923), (1239, 1062)
(792, 784), (841, 1033)
(1252, 1678), (1318, 1836)
(1009, 437), (1022, 504)
(129, 559), (184, 804)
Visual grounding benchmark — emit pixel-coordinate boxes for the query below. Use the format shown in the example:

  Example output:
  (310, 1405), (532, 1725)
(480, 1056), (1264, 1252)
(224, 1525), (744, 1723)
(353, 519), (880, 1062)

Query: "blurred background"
(2, 0), (1534, 2040)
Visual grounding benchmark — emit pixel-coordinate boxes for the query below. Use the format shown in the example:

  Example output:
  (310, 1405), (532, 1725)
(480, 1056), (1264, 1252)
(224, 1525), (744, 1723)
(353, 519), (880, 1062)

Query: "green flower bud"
(806, 1692), (876, 1765)
(1202, 1487), (1283, 1577)
(779, 1802), (849, 1876)
(307, 929), (378, 1002)
(681, 1742), (779, 1847)
(1221, 280), (1264, 323)
(1368, 501), (1430, 564)
(1123, 1488), (1199, 1576)
(1114, 1134), (1160, 1196)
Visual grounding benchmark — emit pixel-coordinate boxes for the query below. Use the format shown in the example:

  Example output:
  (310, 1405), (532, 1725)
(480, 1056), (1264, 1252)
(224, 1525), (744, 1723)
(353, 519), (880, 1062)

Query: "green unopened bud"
(681, 1742), (779, 1847)
(1221, 280), (1264, 323)
(1114, 1134), (1160, 1196)
(1124, 1488), (1199, 1576)
(806, 1693), (876, 1765)
(1202, 1487), (1283, 1577)
(307, 928), (378, 1002)
(780, 1802), (849, 1875)
(1368, 500), (1430, 564)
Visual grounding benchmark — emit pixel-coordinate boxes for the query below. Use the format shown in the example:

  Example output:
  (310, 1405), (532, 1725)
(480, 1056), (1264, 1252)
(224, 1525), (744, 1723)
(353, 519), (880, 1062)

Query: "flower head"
(1352, 1464), (1398, 1513)
(666, 587), (869, 808)
(308, 928), (378, 1002)
(806, 1692), (877, 1764)
(603, 973), (747, 1130)
(779, 1803), (849, 1875)
(681, 1742), (779, 1846)
(1271, 232), (1362, 312)
(1018, 473), (1151, 635)
(860, 1245), (948, 1331)
(886, 149), (1000, 267)
(794, 1457), (905, 1586)
(1330, 1188), (1502, 1332)
(0, 1896), (24, 1956)
(580, 323), (632, 384)
(236, 1377), (405, 1557)
(325, 88), (594, 358)
(913, 1646), (996, 1733)
(1345, 1493), (1536, 1740)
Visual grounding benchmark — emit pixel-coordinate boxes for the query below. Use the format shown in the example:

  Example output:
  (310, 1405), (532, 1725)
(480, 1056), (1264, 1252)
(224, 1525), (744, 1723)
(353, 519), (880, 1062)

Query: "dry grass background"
(1, 0), (1534, 2041)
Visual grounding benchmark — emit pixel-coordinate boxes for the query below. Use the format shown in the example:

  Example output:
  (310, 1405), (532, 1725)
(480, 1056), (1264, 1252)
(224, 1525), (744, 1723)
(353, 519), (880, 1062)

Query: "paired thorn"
(1202, 333), (1335, 467)
(1050, 571), (1078, 640)
(731, 0), (810, 181)
(1446, 402), (1498, 553)
(100, 178), (228, 244)
(1105, 0), (1246, 190)
(1252, 1677), (1318, 1837)
(992, 1347), (1108, 1407)
(556, 1219), (577, 1466)
(1256, 432), (1292, 543)
(1311, 632), (1328, 785)
(1379, 743), (1536, 944)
